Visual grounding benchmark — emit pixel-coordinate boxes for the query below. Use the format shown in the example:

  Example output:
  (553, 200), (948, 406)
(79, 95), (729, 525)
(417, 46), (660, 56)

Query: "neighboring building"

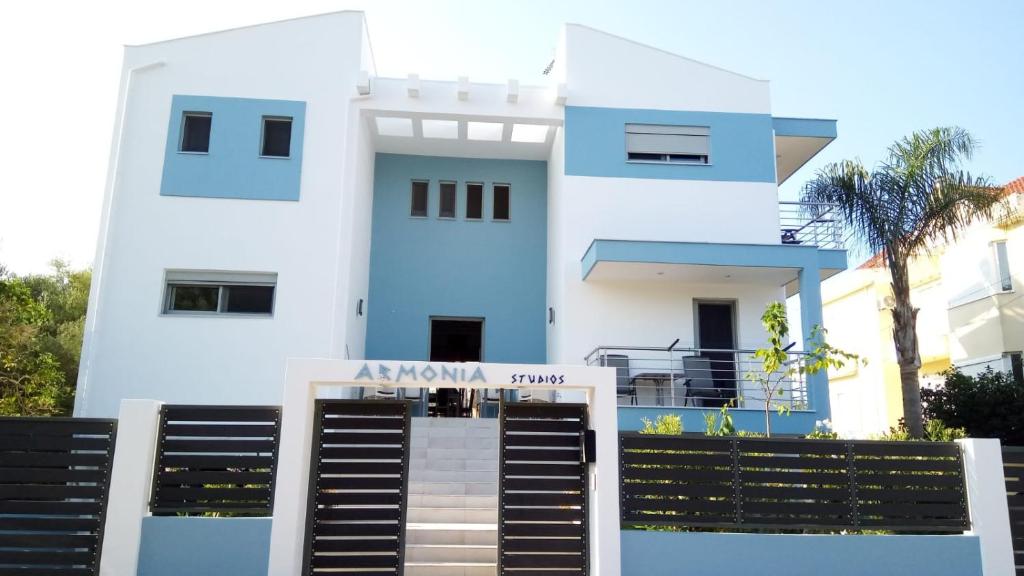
(824, 176), (1024, 438)
(76, 11), (845, 434)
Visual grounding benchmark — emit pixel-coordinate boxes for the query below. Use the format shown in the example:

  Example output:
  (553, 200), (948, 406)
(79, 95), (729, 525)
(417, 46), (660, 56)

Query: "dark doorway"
(429, 318), (483, 417)
(695, 302), (737, 406)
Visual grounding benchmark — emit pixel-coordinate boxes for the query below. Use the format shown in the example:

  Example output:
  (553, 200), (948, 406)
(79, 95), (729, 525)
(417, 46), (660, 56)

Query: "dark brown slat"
(161, 439), (277, 453)
(0, 500), (102, 515)
(491, 570), (583, 576)
(857, 517), (968, 528)
(313, 522), (401, 537)
(321, 432), (406, 445)
(312, 538), (400, 552)
(505, 434), (580, 448)
(621, 512), (735, 525)
(856, 487), (963, 502)
(318, 446), (405, 460)
(854, 458), (961, 472)
(740, 470), (848, 485)
(0, 435), (110, 451)
(307, 571), (398, 576)
(164, 406), (279, 422)
(855, 472), (964, 487)
(159, 471), (271, 485)
(743, 501), (850, 515)
(0, 418), (115, 436)
(0, 516), (98, 532)
(318, 461), (404, 475)
(0, 567), (94, 576)
(0, 484), (103, 499)
(738, 439), (848, 455)
(317, 476), (403, 490)
(853, 442), (959, 457)
(0, 533), (98, 548)
(317, 491), (402, 506)
(0, 452), (111, 467)
(622, 481), (731, 497)
(0, 550), (96, 564)
(505, 477), (584, 492)
(505, 403), (585, 419)
(858, 502), (966, 517)
(163, 423), (278, 437)
(156, 486), (270, 501)
(310, 553), (399, 569)
(503, 538), (585, 553)
(321, 402), (407, 416)
(314, 507), (401, 521)
(624, 498), (734, 515)
(623, 451), (733, 467)
(742, 485), (848, 500)
(738, 454), (848, 470)
(319, 417), (406, 430)
(624, 467), (733, 482)
(0, 467), (107, 483)
(504, 553), (584, 569)
(159, 454), (270, 468)
(504, 507), (585, 522)
(505, 462), (583, 477)
(504, 448), (581, 462)
(505, 420), (582, 434)
(504, 492), (584, 507)
(502, 522), (584, 537)
(620, 435), (733, 453)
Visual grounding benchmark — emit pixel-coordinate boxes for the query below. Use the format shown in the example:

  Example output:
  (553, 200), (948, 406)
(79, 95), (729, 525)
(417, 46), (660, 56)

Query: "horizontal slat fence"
(1003, 446), (1024, 575)
(620, 433), (969, 532)
(0, 416), (118, 576)
(151, 405), (281, 515)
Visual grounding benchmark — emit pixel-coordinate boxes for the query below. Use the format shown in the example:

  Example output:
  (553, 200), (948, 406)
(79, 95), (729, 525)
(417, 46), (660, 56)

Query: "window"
(466, 183), (483, 220)
(180, 112), (212, 153)
(261, 116), (293, 157)
(493, 184), (510, 221)
(994, 241), (1012, 291)
(164, 271), (276, 316)
(439, 181), (457, 219)
(410, 181), (429, 217)
(625, 124), (709, 164)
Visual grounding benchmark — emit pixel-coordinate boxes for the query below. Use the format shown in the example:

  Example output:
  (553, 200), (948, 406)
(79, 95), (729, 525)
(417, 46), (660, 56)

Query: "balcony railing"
(779, 201), (845, 249)
(584, 345), (809, 410)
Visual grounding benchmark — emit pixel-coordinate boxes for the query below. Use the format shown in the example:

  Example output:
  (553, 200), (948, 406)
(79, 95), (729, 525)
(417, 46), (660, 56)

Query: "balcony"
(779, 201), (845, 249)
(585, 345), (810, 411)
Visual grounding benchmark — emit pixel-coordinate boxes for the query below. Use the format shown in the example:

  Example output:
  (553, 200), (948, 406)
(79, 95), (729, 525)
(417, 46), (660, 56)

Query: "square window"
(466, 183), (483, 220)
(411, 181), (429, 217)
(169, 285), (219, 312)
(439, 181), (457, 219)
(493, 184), (510, 221)
(261, 116), (293, 157)
(180, 112), (212, 153)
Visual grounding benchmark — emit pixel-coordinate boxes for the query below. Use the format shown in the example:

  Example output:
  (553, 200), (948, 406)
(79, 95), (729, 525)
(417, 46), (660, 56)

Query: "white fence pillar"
(99, 399), (163, 576)
(958, 438), (1015, 576)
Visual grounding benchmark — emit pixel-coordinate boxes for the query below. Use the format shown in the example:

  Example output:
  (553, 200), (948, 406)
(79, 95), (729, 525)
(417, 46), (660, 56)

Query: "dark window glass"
(668, 154), (708, 164)
(170, 285), (218, 312)
(627, 152), (663, 161)
(466, 183), (483, 219)
(224, 285), (275, 314)
(439, 182), (456, 218)
(411, 181), (428, 217)
(493, 184), (510, 221)
(261, 117), (292, 157)
(180, 113), (212, 153)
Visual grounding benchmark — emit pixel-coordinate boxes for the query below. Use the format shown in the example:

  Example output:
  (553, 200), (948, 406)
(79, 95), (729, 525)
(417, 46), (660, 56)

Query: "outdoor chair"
(680, 356), (716, 407)
(605, 354), (636, 405)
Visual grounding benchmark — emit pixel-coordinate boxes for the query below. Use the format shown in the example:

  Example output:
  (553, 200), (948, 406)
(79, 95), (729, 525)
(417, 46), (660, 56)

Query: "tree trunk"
(888, 258), (924, 437)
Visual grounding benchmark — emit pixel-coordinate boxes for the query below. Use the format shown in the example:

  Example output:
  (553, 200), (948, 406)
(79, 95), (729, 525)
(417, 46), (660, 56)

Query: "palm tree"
(801, 127), (1002, 437)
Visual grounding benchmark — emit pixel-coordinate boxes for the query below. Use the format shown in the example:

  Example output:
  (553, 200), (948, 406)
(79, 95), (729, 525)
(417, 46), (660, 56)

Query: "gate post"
(99, 399), (163, 576)
(958, 438), (1015, 576)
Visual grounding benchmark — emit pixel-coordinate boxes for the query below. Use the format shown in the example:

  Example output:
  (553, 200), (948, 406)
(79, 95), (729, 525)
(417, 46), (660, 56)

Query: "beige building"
(822, 176), (1024, 438)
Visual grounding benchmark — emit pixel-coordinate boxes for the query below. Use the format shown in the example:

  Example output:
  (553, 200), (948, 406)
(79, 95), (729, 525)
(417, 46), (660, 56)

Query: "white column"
(589, 368), (622, 576)
(99, 399), (163, 576)
(958, 438), (1015, 576)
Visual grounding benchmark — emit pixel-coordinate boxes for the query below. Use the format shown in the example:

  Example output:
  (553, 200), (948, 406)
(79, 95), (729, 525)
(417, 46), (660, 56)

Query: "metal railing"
(779, 201), (845, 249)
(585, 345), (809, 410)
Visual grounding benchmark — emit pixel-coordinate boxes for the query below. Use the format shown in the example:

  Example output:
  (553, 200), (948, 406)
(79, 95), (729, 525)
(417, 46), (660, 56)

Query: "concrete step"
(409, 469), (498, 483)
(405, 523), (498, 546)
(411, 418), (499, 429)
(410, 448), (499, 461)
(408, 481), (498, 496)
(405, 544), (497, 564)
(407, 494), (498, 509)
(407, 507), (498, 524)
(404, 562), (496, 576)
(411, 437), (500, 450)
(411, 426), (498, 439)
(409, 458), (498, 472)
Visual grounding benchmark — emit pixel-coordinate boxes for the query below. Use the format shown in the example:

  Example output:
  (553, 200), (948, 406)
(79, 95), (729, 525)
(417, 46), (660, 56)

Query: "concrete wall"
(620, 531), (983, 576)
(366, 154), (547, 363)
(138, 517), (271, 576)
(76, 12), (369, 416)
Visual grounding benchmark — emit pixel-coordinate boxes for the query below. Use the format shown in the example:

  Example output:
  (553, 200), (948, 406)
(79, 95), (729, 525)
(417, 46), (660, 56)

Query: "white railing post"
(958, 438), (1015, 576)
(99, 399), (163, 576)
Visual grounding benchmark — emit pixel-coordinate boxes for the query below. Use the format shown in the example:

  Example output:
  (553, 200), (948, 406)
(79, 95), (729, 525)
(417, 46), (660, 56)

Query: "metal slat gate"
(0, 417), (117, 576)
(499, 402), (589, 576)
(1005, 446), (1024, 575)
(302, 400), (412, 576)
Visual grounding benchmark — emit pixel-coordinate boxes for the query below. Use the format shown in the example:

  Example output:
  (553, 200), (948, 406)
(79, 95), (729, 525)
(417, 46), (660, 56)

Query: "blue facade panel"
(621, 531), (982, 576)
(366, 154), (547, 363)
(564, 106), (776, 182)
(138, 517), (271, 576)
(160, 95), (306, 201)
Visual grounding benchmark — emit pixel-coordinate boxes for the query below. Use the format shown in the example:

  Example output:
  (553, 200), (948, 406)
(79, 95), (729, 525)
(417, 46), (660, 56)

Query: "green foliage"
(745, 301), (861, 436)
(921, 368), (1024, 443)
(0, 260), (90, 416)
(639, 413), (683, 435)
(703, 400), (736, 436)
(805, 419), (840, 440)
(875, 418), (966, 442)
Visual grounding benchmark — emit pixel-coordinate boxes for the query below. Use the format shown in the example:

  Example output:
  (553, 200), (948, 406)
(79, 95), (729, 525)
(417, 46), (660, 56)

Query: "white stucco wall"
(76, 12), (370, 416)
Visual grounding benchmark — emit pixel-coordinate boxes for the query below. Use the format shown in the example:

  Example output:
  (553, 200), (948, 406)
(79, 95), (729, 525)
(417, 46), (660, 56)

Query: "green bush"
(639, 414), (682, 435)
(922, 368), (1024, 444)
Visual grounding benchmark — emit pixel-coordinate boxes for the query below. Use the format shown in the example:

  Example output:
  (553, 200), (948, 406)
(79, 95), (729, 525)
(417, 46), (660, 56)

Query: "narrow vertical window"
(493, 184), (510, 221)
(410, 181), (429, 217)
(466, 183), (483, 220)
(180, 112), (212, 153)
(995, 241), (1012, 291)
(439, 181), (457, 219)
(261, 116), (293, 157)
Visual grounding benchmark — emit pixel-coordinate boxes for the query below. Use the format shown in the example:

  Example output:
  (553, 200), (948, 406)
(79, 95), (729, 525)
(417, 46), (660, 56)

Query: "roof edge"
(125, 10), (366, 48)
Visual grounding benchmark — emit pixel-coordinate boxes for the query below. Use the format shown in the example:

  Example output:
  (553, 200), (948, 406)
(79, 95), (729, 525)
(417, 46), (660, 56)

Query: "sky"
(1, 0), (1021, 274)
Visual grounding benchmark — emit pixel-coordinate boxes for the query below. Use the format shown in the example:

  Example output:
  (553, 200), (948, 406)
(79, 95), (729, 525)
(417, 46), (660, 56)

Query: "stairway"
(405, 417), (499, 576)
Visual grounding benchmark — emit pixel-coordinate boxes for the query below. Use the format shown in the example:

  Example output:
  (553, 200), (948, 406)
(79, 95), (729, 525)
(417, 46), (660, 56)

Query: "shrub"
(922, 368), (1024, 444)
(639, 414), (683, 435)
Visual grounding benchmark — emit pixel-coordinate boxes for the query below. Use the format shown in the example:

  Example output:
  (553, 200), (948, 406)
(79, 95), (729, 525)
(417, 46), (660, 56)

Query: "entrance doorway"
(429, 318), (483, 417)
(695, 301), (737, 406)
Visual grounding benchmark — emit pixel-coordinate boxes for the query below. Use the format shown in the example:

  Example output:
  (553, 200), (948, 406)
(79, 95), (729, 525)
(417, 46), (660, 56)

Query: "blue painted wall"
(366, 154), (547, 363)
(160, 95), (306, 201)
(621, 531), (982, 576)
(618, 406), (819, 435)
(564, 106), (776, 182)
(138, 517), (271, 576)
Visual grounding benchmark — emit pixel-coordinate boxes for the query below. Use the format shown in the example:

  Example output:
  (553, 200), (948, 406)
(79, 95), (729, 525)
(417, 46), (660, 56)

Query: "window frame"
(259, 115), (294, 159)
(410, 180), (430, 218)
(994, 240), (1013, 292)
(492, 183), (511, 222)
(438, 180), (458, 220)
(162, 271), (277, 317)
(465, 182), (484, 221)
(178, 111), (213, 154)
(624, 123), (711, 166)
